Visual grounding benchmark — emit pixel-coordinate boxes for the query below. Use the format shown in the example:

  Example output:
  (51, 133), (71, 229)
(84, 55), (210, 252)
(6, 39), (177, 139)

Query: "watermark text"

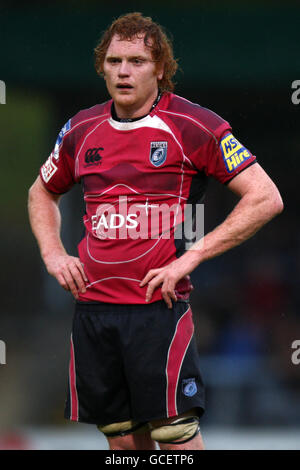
(89, 197), (204, 249)
(291, 340), (300, 365)
(291, 80), (300, 105)
(0, 80), (6, 104)
(0, 340), (6, 364)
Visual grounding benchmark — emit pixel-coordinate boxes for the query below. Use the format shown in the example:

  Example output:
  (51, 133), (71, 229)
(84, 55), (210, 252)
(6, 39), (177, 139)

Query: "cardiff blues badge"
(182, 378), (197, 397)
(149, 141), (168, 167)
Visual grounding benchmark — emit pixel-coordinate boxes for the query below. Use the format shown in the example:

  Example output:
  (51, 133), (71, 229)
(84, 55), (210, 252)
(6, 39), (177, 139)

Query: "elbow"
(276, 198), (284, 216)
(28, 176), (47, 201)
(28, 176), (40, 198)
(268, 188), (284, 219)
(28, 183), (35, 197)
(273, 190), (284, 215)
(28, 180), (39, 208)
(28, 182), (35, 204)
(28, 177), (45, 209)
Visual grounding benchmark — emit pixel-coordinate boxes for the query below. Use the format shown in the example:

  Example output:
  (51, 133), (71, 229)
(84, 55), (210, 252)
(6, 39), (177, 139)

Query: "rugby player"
(28, 12), (283, 450)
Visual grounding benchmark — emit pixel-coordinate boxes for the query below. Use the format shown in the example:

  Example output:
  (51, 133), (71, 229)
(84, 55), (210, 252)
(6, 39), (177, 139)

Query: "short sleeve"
(212, 130), (257, 184)
(188, 116), (257, 185)
(40, 119), (76, 194)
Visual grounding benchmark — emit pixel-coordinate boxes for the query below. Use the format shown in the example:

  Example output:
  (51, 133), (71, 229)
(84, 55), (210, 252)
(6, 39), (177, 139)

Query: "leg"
(158, 433), (205, 451)
(98, 420), (156, 450)
(107, 431), (157, 450)
(149, 409), (205, 451)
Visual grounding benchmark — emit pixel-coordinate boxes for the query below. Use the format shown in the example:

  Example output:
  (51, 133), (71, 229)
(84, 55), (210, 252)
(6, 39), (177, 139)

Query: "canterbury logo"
(85, 147), (104, 165)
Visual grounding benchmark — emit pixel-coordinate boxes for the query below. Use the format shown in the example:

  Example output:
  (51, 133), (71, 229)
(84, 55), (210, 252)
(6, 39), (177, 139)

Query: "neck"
(113, 90), (161, 121)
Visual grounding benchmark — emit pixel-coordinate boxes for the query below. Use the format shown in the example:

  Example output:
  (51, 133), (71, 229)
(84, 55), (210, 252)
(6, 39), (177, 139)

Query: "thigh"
(64, 302), (131, 425)
(123, 301), (205, 423)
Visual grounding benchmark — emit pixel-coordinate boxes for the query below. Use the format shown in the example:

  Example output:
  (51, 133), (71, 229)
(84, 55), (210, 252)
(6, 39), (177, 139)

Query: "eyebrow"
(105, 54), (150, 61)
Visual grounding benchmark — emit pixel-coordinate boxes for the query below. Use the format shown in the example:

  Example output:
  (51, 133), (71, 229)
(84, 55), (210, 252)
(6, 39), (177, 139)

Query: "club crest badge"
(182, 378), (197, 397)
(149, 141), (168, 167)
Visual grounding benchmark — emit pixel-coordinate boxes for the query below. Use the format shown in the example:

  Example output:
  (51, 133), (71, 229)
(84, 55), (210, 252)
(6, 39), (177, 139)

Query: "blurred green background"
(0, 0), (299, 448)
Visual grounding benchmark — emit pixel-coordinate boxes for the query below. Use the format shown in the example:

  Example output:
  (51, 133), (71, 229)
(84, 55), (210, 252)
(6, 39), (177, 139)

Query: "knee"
(97, 410), (201, 447)
(97, 420), (146, 438)
(149, 411), (200, 445)
(97, 420), (154, 450)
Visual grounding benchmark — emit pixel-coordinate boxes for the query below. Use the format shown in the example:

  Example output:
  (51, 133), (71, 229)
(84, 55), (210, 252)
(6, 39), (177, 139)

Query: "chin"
(115, 95), (136, 108)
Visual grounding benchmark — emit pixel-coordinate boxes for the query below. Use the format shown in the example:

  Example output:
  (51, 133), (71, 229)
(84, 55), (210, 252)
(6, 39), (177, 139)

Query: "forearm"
(178, 189), (283, 276)
(141, 155), (283, 308)
(28, 177), (87, 297)
(28, 177), (66, 262)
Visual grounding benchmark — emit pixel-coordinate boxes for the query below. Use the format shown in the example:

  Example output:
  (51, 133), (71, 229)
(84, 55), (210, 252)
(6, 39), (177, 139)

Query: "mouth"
(116, 84), (134, 91)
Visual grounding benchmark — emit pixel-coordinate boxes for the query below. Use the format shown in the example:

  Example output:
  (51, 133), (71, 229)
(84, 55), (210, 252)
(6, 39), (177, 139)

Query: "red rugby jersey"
(40, 92), (256, 304)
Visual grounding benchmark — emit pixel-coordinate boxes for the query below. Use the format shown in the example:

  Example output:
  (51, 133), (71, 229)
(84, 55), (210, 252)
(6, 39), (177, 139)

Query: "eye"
(107, 58), (121, 65)
(131, 58), (145, 65)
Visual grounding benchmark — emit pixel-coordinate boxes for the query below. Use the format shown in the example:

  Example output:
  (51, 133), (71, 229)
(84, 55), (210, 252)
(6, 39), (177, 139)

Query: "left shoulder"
(159, 93), (230, 136)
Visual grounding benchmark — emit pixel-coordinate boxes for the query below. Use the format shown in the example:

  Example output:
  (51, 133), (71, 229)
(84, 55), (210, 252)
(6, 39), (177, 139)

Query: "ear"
(155, 62), (164, 81)
(100, 63), (106, 79)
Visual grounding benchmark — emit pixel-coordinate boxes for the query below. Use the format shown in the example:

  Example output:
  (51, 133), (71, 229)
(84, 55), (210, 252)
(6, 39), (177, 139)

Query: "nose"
(118, 60), (130, 77)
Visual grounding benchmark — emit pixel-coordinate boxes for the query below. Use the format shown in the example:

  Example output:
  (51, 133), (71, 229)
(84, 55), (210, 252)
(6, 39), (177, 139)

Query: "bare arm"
(28, 176), (88, 299)
(140, 163), (284, 307)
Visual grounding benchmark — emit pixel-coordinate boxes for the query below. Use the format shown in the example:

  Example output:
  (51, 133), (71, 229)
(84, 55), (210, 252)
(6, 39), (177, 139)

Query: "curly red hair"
(94, 12), (178, 92)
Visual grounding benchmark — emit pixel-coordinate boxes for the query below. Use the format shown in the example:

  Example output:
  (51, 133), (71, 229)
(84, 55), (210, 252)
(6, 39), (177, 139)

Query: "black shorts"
(64, 300), (205, 426)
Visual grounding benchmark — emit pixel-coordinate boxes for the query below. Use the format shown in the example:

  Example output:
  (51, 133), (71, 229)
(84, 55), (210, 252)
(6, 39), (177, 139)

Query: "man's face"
(103, 34), (164, 119)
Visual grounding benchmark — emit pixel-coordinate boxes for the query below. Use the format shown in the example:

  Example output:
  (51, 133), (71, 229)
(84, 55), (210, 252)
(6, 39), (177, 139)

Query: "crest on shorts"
(182, 378), (197, 397)
(149, 141), (168, 167)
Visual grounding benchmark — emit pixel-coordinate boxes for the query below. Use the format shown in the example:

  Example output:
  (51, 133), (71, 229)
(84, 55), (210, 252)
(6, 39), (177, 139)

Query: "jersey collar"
(110, 90), (163, 123)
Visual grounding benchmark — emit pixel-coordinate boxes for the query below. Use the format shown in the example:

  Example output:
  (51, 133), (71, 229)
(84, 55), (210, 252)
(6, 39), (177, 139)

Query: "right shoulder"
(67, 100), (112, 133)
(50, 101), (112, 162)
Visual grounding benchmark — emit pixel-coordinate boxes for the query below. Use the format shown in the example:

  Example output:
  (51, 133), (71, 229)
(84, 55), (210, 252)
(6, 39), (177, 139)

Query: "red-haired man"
(28, 12), (283, 450)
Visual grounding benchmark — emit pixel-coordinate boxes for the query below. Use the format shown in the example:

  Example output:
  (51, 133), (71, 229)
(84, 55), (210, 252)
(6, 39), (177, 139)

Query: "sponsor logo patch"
(84, 147), (104, 167)
(41, 154), (58, 183)
(182, 378), (197, 397)
(53, 119), (71, 160)
(220, 133), (251, 173)
(149, 141), (167, 167)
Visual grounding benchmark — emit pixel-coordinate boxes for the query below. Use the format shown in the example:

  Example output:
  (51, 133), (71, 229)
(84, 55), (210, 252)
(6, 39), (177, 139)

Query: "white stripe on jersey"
(86, 276), (142, 288)
(84, 183), (188, 200)
(86, 231), (162, 264)
(160, 109), (218, 145)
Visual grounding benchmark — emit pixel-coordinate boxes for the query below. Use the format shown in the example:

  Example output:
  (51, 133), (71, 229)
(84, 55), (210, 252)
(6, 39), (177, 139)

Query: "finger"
(62, 269), (80, 299)
(70, 262), (88, 293)
(145, 277), (163, 302)
(169, 287), (178, 303)
(162, 289), (177, 309)
(66, 259), (87, 292)
(140, 269), (160, 287)
(145, 279), (160, 302)
(161, 283), (177, 309)
(75, 259), (89, 283)
(162, 291), (173, 309)
(56, 273), (70, 292)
